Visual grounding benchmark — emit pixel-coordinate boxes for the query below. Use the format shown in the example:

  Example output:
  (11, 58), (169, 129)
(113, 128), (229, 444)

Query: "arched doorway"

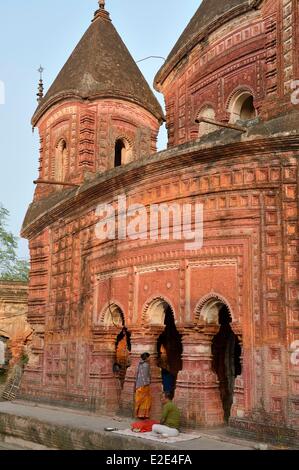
(156, 304), (183, 396)
(211, 305), (242, 423)
(101, 303), (131, 390)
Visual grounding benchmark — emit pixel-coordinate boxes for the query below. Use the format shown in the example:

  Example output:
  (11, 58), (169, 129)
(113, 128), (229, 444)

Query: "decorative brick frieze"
(282, 0), (295, 95)
(79, 111), (96, 169)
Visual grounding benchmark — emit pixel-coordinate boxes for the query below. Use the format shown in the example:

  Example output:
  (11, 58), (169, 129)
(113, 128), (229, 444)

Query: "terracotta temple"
(21, 0), (299, 441)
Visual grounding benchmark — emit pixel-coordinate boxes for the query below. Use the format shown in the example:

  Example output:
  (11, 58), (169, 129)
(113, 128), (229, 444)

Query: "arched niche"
(195, 293), (234, 326)
(54, 138), (68, 183)
(228, 90), (257, 124)
(99, 303), (125, 328)
(143, 297), (175, 327)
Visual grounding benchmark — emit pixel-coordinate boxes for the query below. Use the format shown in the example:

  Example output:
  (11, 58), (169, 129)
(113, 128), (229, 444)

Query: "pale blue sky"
(0, 0), (199, 259)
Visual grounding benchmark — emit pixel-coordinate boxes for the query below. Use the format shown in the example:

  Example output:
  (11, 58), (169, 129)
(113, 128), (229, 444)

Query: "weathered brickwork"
(35, 100), (160, 201)
(21, 1), (299, 441)
(155, 0), (298, 146)
(0, 282), (31, 367)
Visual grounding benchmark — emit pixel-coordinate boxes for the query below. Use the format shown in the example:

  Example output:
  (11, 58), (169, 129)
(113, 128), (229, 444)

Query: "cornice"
(32, 91), (165, 127)
(21, 133), (299, 240)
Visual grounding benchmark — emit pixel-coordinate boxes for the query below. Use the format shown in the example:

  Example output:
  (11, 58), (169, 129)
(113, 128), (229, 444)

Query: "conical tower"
(33, 1), (164, 197)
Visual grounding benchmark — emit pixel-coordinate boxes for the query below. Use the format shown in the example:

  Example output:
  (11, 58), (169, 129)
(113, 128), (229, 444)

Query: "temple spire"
(99, 0), (105, 9)
(36, 66), (44, 103)
(31, 0), (164, 125)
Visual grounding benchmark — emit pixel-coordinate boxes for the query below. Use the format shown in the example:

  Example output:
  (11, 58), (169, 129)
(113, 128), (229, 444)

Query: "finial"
(93, 0), (110, 22)
(37, 65), (44, 103)
(38, 65), (44, 80)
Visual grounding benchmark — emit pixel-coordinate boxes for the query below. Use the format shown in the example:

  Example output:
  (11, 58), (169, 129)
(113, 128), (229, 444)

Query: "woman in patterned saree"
(134, 352), (151, 419)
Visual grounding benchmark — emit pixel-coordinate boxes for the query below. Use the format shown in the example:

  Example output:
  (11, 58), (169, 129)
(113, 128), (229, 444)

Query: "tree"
(0, 204), (29, 282)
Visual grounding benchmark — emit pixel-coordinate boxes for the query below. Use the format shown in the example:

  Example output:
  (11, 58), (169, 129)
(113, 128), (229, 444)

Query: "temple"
(21, 0), (299, 442)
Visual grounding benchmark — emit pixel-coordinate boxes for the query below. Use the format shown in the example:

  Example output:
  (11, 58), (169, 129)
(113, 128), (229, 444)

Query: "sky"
(0, 0), (199, 260)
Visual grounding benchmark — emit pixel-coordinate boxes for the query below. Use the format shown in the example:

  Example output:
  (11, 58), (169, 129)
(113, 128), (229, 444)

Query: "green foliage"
(20, 353), (29, 366)
(0, 204), (29, 282)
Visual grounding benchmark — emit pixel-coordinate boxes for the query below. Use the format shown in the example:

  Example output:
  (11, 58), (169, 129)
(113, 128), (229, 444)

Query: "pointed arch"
(194, 292), (234, 325)
(97, 302), (125, 328)
(54, 137), (68, 182)
(142, 296), (176, 326)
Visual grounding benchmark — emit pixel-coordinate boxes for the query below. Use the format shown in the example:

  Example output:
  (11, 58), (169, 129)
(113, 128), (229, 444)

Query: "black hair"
(113, 363), (121, 373)
(141, 352), (150, 361)
(115, 327), (132, 352)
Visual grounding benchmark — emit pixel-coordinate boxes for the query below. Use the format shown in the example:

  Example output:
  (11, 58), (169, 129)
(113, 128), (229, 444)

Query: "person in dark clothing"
(211, 305), (242, 423)
(157, 306), (183, 395)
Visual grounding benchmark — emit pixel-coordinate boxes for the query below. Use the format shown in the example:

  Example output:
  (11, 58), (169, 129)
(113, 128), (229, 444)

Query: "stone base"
(229, 418), (299, 447)
(0, 409), (171, 450)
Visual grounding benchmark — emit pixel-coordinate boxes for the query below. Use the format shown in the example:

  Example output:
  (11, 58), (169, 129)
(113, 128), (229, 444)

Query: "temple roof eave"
(32, 91), (165, 127)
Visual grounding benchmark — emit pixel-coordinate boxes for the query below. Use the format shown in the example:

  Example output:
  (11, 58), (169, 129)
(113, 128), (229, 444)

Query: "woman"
(134, 352), (151, 419)
(115, 327), (131, 388)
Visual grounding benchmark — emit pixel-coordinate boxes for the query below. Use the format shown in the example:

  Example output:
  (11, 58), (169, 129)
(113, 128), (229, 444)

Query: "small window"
(114, 138), (133, 167)
(114, 139), (125, 167)
(55, 138), (67, 182)
(240, 95), (255, 121)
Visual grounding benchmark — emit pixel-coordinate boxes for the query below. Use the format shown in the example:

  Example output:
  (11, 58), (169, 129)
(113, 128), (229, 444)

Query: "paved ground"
(0, 442), (26, 450)
(0, 400), (259, 450)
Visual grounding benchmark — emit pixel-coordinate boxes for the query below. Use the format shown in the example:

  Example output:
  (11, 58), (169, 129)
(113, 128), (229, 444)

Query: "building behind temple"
(21, 0), (299, 443)
(0, 281), (31, 398)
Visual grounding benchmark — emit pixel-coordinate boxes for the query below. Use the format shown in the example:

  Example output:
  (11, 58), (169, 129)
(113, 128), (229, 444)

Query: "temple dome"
(155, 0), (262, 88)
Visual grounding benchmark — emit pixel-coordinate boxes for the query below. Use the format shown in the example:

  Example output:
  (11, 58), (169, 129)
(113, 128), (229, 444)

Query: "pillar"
(91, 328), (121, 414)
(175, 328), (224, 427)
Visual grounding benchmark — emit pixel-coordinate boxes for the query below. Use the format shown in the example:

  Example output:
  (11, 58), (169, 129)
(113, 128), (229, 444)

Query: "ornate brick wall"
(34, 100), (160, 201)
(155, 0), (299, 147)
(21, 132), (299, 439)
